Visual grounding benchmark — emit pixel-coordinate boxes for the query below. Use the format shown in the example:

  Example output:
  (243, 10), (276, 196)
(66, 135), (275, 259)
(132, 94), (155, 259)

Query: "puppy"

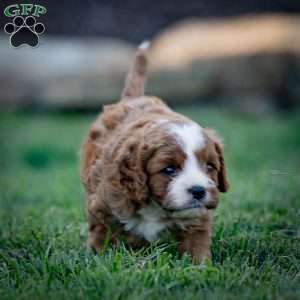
(80, 42), (229, 263)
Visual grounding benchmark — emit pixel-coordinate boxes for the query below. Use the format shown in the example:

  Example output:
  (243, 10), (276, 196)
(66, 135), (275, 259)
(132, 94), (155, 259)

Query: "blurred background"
(1, 0), (300, 113)
(1, 3), (300, 298)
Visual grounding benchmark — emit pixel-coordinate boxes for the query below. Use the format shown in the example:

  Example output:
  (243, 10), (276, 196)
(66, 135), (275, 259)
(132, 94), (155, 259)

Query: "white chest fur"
(121, 202), (168, 242)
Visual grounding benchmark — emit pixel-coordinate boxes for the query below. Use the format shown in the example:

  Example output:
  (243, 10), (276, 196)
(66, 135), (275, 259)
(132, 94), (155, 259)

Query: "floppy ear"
(116, 137), (149, 204)
(204, 129), (229, 193)
(215, 139), (229, 192)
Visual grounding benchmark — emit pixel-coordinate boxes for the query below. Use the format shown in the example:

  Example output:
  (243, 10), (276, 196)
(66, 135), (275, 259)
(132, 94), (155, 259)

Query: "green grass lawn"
(0, 107), (300, 300)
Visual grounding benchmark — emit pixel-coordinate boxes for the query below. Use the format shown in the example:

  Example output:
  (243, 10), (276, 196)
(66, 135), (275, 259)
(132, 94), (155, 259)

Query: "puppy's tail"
(121, 41), (150, 101)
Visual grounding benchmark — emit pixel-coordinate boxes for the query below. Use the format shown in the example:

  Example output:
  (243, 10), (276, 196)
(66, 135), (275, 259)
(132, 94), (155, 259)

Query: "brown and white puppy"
(81, 42), (229, 263)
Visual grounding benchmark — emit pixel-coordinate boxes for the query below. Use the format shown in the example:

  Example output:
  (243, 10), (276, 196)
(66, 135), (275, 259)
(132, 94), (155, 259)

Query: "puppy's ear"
(215, 139), (229, 193)
(116, 137), (149, 204)
(204, 129), (229, 193)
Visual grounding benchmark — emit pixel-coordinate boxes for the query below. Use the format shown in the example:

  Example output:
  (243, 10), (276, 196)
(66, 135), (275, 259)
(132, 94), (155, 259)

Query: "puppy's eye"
(206, 163), (216, 172)
(161, 165), (177, 176)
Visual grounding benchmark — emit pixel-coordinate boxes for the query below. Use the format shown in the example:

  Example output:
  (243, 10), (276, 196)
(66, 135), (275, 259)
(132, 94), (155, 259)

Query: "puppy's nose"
(187, 185), (206, 201)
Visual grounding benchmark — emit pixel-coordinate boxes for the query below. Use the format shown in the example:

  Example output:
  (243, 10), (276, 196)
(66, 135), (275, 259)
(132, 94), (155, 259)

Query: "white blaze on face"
(167, 122), (215, 209)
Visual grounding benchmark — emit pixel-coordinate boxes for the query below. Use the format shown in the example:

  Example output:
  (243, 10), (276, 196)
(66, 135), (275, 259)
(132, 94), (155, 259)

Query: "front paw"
(192, 251), (212, 264)
(87, 224), (110, 252)
(87, 235), (104, 252)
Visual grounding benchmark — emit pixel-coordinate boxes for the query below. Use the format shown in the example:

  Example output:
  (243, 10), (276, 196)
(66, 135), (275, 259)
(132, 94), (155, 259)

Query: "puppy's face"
(145, 122), (229, 217)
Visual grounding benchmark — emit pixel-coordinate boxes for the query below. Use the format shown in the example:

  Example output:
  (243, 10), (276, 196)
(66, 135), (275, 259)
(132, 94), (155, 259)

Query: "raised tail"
(121, 41), (150, 100)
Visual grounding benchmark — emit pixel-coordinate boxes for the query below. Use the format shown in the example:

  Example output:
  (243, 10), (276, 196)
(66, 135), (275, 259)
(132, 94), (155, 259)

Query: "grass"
(0, 107), (300, 300)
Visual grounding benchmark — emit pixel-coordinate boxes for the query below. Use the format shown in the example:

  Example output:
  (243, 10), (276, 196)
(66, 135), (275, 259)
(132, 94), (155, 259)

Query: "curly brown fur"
(80, 42), (229, 263)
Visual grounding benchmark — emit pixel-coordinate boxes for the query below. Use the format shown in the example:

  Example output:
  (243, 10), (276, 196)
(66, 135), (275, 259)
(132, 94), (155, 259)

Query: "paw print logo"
(4, 16), (45, 48)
